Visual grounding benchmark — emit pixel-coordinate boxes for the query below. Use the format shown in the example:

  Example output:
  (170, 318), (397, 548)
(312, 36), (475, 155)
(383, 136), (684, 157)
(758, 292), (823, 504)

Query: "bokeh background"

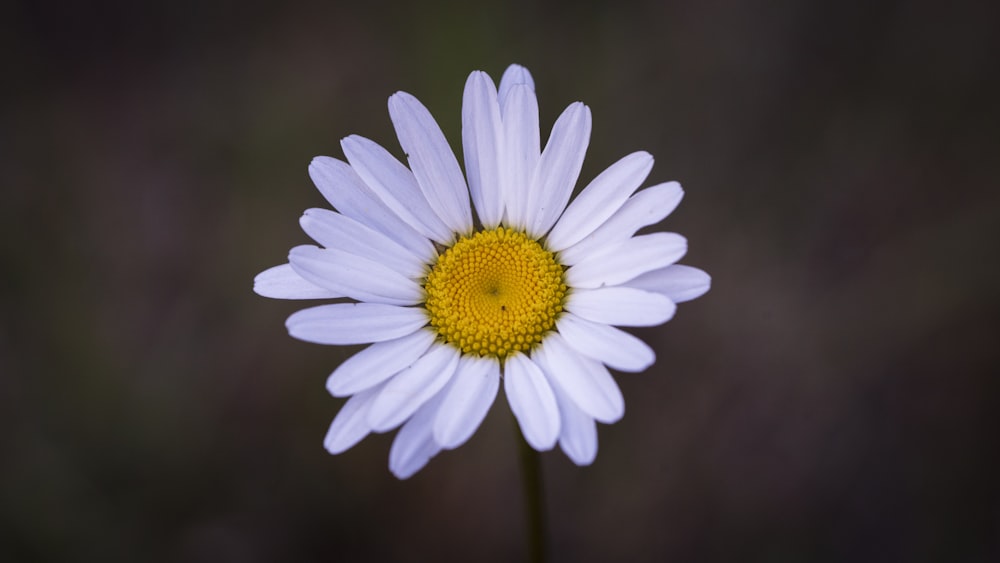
(3, 0), (998, 561)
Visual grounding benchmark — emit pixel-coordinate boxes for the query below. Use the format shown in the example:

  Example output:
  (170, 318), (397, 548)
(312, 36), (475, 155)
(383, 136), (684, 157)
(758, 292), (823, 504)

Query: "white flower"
(254, 64), (710, 479)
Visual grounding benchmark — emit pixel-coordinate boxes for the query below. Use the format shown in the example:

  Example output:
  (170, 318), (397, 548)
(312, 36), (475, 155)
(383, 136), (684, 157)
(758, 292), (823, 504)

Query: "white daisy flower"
(254, 64), (710, 479)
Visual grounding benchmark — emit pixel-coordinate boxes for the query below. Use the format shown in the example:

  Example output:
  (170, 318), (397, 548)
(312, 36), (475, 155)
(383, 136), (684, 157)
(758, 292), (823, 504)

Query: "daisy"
(254, 64), (710, 479)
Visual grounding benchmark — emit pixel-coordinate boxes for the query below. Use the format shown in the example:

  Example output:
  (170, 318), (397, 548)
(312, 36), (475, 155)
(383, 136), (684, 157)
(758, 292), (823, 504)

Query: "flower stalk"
(516, 418), (547, 563)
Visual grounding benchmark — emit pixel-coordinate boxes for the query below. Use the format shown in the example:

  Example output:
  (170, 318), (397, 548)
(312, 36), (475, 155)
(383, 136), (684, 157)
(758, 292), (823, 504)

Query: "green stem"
(516, 422), (547, 563)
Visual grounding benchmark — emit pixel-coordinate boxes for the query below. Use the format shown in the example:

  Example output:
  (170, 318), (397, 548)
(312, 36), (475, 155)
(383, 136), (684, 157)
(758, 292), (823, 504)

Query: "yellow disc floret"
(424, 227), (567, 358)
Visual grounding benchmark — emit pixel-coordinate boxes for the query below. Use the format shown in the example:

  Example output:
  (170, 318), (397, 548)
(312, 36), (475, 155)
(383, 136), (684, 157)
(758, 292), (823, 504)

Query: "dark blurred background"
(3, 0), (999, 561)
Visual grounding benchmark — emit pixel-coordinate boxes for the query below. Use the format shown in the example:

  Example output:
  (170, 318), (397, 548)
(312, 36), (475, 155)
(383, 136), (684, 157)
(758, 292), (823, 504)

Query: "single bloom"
(254, 64), (710, 479)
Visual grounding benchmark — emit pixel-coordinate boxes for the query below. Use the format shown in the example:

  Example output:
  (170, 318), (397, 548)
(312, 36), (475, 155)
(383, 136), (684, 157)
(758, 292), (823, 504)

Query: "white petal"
(566, 287), (676, 327)
(462, 71), (504, 228)
(389, 391), (446, 479)
(388, 92), (473, 234)
(300, 208), (426, 279)
(340, 135), (453, 244)
(527, 103), (592, 237)
(504, 352), (560, 450)
(285, 303), (427, 345)
(533, 333), (624, 424)
(564, 232), (688, 289)
(308, 156), (436, 261)
(498, 64), (535, 108)
(550, 380), (598, 466)
(433, 356), (500, 449)
(368, 344), (460, 433)
(326, 329), (436, 397)
(289, 245), (423, 306)
(623, 264), (712, 303)
(546, 151), (654, 251)
(253, 263), (341, 300)
(500, 83), (540, 230)
(323, 382), (386, 455)
(560, 181), (683, 265)
(556, 313), (655, 373)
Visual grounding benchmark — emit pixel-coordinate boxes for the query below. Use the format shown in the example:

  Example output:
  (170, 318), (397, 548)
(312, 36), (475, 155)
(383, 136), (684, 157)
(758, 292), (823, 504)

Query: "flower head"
(254, 64), (710, 478)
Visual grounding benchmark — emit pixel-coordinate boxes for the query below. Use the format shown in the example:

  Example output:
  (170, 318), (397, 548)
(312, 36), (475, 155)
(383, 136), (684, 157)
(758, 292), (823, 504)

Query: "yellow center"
(424, 227), (567, 358)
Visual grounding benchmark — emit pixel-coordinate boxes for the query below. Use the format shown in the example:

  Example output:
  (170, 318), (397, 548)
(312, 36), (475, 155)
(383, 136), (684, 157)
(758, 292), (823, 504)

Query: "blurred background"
(3, 0), (998, 561)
